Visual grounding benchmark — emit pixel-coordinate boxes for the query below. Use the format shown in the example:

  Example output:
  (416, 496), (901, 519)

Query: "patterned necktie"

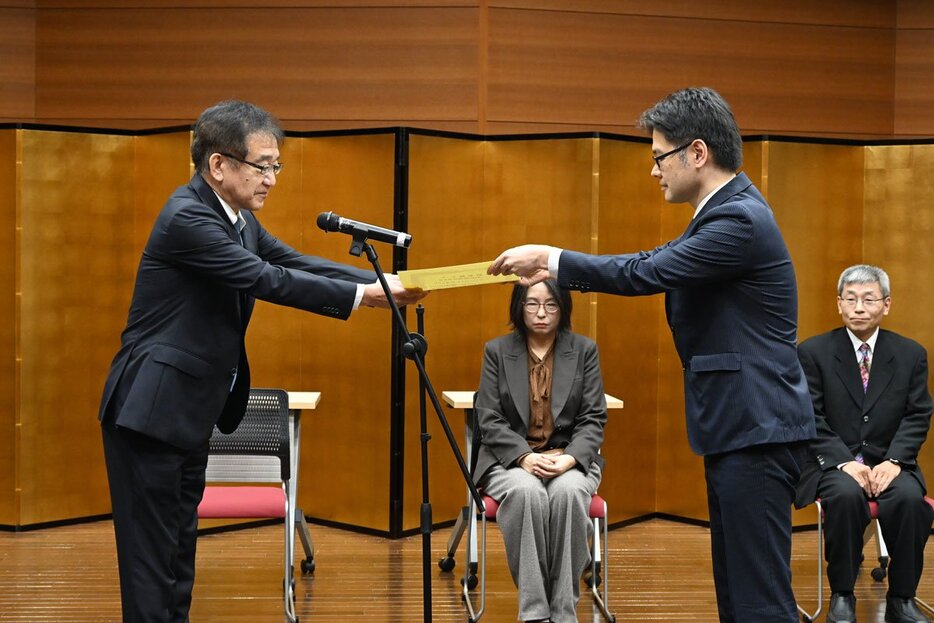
(859, 342), (871, 393)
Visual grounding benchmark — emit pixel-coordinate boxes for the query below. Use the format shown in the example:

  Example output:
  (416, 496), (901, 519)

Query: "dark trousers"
(102, 424), (209, 623)
(818, 468), (933, 597)
(705, 442), (806, 623)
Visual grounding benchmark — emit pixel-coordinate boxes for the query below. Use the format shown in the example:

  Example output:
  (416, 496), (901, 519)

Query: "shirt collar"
(845, 326), (879, 355)
(692, 175), (736, 220)
(211, 189), (242, 229)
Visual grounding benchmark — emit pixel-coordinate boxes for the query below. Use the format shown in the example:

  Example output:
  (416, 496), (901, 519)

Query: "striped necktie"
(859, 342), (871, 393)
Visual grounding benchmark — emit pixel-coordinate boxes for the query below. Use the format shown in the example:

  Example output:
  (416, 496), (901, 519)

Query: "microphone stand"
(346, 229), (484, 623)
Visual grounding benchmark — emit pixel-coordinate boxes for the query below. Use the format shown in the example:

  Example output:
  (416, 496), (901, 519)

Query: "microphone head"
(316, 211), (337, 232)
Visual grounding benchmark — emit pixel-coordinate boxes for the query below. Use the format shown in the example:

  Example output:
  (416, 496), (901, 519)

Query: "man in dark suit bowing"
(99, 100), (425, 623)
(488, 87), (815, 622)
(795, 264), (933, 623)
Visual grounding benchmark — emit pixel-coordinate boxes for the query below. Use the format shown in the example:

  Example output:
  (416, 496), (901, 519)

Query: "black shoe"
(828, 592), (857, 623)
(885, 597), (931, 623)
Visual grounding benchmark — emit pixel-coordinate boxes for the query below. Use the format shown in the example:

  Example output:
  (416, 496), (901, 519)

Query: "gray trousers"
(480, 461), (602, 623)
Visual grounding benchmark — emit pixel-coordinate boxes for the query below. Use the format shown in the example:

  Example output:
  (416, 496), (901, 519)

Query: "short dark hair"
(638, 87), (743, 172)
(508, 279), (573, 339)
(190, 100), (284, 173)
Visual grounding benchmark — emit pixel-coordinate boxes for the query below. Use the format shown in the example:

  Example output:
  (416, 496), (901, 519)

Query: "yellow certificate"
(398, 261), (519, 290)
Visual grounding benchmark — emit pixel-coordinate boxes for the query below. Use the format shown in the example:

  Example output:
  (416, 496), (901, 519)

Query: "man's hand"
(869, 461), (902, 497)
(488, 245), (553, 286)
(361, 274), (428, 308)
(841, 461), (873, 496)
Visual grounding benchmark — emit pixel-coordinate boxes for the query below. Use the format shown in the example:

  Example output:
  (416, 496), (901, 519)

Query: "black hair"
(190, 100), (284, 173)
(508, 279), (572, 339)
(638, 87), (743, 172)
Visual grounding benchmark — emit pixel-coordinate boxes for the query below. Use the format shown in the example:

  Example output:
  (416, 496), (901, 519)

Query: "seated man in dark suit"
(796, 264), (934, 623)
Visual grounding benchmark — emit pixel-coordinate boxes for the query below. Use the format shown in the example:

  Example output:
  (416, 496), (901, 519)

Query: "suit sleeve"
(559, 207), (754, 296)
(563, 340), (608, 472)
(886, 346), (933, 466)
(254, 218), (375, 284)
(475, 343), (533, 470)
(798, 341), (854, 469)
(156, 201), (360, 318)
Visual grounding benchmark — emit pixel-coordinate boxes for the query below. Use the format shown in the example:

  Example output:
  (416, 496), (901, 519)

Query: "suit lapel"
(502, 335), (530, 426)
(863, 332), (895, 414)
(833, 329), (865, 408)
(551, 333), (577, 421)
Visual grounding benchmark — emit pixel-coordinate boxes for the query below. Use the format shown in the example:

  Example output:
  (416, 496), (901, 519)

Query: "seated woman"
(474, 278), (608, 623)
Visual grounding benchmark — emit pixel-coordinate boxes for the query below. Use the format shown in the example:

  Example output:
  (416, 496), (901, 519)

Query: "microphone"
(316, 211), (412, 248)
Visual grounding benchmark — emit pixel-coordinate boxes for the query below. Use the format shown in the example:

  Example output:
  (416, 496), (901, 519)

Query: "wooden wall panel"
(595, 138), (662, 520)
(34, 7), (479, 131)
(402, 136), (596, 530)
(764, 142), (865, 343)
(492, 0), (894, 28)
(863, 144), (934, 481)
(17, 131), (135, 524)
(894, 0), (934, 136)
(486, 7), (896, 138)
(404, 134), (486, 530)
(0, 131), (17, 525)
(299, 134), (396, 531)
(0, 7), (36, 122)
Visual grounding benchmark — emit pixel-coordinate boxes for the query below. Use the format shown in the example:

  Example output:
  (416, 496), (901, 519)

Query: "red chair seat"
(480, 493), (606, 519)
(198, 486), (286, 519)
(817, 496), (934, 519)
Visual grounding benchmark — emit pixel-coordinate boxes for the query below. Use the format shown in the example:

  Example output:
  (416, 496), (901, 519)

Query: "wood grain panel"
(0, 8), (36, 122)
(897, 0), (934, 28)
(895, 27), (934, 136)
(35, 7), (479, 126)
(491, 0), (894, 28)
(17, 130), (135, 524)
(0, 131), (17, 525)
(404, 134), (486, 530)
(595, 138), (663, 520)
(487, 8), (895, 137)
(299, 134), (396, 531)
(763, 141), (865, 343)
(863, 145), (934, 483)
(402, 136), (596, 530)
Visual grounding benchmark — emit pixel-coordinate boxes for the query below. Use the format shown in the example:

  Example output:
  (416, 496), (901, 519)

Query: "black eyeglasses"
(652, 142), (693, 168)
(221, 153), (283, 177)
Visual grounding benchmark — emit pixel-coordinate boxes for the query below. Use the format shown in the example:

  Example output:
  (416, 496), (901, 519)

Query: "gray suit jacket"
(473, 331), (607, 484)
(794, 327), (933, 507)
(99, 174), (373, 449)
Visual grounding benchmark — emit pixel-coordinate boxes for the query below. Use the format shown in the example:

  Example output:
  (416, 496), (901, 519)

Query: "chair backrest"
(205, 388), (290, 483)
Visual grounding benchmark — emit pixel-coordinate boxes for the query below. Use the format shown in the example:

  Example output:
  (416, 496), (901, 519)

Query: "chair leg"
(590, 501), (615, 622)
(797, 500), (824, 623)
(869, 518), (889, 582)
(283, 483), (298, 623)
(461, 502), (487, 623)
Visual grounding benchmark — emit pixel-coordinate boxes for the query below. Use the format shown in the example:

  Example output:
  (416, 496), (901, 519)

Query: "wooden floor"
(0, 517), (931, 622)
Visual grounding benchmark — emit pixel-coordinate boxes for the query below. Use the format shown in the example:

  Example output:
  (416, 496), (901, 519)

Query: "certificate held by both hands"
(399, 261), (519, 291)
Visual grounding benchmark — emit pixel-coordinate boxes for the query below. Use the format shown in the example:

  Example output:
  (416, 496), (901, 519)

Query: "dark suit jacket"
(558, 172), (815, 456)
(99, 174), (373, 449)
(794, 327), (933, 507)
(473, 331), (607, 484)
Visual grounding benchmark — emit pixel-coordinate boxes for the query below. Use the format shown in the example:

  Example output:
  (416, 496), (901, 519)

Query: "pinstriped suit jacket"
(99, 174), (373, 450)
(558, 172), (815, 456)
